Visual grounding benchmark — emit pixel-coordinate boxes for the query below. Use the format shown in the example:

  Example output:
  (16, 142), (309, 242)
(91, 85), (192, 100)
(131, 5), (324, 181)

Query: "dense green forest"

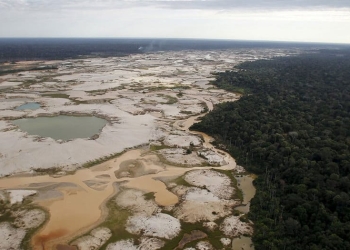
(191, 50), (350, 249)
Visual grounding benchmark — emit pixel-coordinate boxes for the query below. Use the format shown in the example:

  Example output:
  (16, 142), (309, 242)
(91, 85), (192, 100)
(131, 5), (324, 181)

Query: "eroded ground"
(0, 48), (298, 249)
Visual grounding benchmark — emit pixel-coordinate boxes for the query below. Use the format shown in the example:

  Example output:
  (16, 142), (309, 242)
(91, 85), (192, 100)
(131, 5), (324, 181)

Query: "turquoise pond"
(12, 115), (108, 141)
(16, 102), (41, 110)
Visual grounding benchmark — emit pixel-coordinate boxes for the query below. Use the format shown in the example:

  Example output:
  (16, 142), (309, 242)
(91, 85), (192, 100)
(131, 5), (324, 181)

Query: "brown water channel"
(0, 96), (256, 250)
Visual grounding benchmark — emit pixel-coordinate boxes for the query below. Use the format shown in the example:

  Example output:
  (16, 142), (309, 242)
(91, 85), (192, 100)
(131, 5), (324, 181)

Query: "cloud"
(150, 0), (350, 11)
(1, 0), (350, 11)
(1, 0), (349, 43)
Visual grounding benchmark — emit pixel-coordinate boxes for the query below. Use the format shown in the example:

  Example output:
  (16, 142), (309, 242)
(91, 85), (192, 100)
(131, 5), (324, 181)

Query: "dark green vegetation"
(191, 50), (350, 249)
(42, 93), (70, 99)
(0, 38), (142, 62)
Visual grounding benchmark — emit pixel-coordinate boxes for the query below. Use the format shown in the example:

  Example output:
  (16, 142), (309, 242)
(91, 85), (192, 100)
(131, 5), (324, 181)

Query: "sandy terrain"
(126, 213), (181, 239)
(164, 134), (202, 147)
(0, 48), (298, 249)
(7, 190), (37, 204)
(138, 237), (166, 250)
(184, 169), (234, 200)
(174, 187), (238, 223)
(196, 241), (214, 250)
(220, 215), (253, 237)
(0, 222), (26, 250)
(197, 149), (226, 165)
(0, 48), (295, 177)
(13, 209), (46, 229)
(106, 239), (138, 250)
(71, 227), (111, 250)
(106, 237), (165, 250)
(159, 148), (206, 166)
(115, 189), (159, 216)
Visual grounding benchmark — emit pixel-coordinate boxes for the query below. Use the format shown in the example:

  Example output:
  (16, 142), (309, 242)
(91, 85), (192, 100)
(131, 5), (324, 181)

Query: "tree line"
(191, 50), (350, 249)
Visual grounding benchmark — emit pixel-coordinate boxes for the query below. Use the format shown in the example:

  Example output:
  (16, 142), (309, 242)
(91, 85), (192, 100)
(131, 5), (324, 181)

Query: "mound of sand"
(126, 213), (181, 239)
(196, 241), (214, 250)
(219, 215), (253, 237)
(159, 148), (206, 166)
(220, 238), (231, 246)
(7, 189), (37, 204)
(72, 227), (112, 250)
(115, 159), (158, 179)
(0, 222), (26, 250)
(174, 192), (236, 223)
(115, 189), (159, 216)
(197, 150), (226, 165)
(107, 239), (138, 250)
(184, 169), (234, 200)
(139, 237), (165, 250)
(163, 134), (201, 148)
(106, 237), (165, 250)
(13, 209), (46, 229)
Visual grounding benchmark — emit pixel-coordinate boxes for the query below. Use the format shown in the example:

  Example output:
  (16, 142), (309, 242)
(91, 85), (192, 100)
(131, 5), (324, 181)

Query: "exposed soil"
(0, 48), (296, 249)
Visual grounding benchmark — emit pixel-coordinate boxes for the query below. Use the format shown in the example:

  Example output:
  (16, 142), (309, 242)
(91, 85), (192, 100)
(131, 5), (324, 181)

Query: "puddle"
(232, 236), (255, 250)
(15, 102), (41, 110)
(12, 115), (107, 141)
(235, 175), (256, 213)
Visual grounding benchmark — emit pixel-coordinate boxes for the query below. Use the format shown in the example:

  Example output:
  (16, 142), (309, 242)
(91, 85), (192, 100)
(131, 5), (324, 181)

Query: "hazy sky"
(1, 0), (349, 43)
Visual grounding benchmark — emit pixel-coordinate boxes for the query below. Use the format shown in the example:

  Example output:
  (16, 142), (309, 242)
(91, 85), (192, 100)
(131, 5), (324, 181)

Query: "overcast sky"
(1, 0), (349, 44)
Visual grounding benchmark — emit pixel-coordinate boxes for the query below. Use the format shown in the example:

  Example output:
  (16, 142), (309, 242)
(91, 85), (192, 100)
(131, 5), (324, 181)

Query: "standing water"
(16, 102), (41, 110)
(12, 115), (108, 141)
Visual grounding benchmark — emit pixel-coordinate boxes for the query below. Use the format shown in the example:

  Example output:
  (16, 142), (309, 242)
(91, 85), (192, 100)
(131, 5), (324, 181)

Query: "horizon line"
(0, 37), (349, 46)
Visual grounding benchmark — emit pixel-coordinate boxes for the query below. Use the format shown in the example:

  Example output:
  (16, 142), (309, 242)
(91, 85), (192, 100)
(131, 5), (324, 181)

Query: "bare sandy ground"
(0, 222), (26, 250)
(126, 213), (181, 239)
(0, 48), (299, 249)
(106, 238), (165, 250)
(71, 227), (112, 250)
(0, 48), (296, 177)
(115, 189), (159, 216)
(220, 215), (253, 237)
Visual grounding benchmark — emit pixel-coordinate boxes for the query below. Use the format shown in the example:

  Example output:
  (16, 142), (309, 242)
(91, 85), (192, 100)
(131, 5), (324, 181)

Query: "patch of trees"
(0, 38), (142, 62)
(191, 50), (350, 249)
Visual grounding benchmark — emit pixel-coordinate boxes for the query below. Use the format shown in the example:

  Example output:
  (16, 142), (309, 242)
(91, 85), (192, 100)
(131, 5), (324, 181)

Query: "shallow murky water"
(235, 175), (256, 213)
(232, 236), (255, 250)
(12, 115), (107, 140)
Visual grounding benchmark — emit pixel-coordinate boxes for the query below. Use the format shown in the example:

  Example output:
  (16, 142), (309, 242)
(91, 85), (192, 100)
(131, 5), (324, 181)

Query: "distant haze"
(0, 0), (349, 44)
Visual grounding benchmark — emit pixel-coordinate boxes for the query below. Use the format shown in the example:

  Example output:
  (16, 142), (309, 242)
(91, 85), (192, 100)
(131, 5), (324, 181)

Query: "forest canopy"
(191, 50), (350, 249)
